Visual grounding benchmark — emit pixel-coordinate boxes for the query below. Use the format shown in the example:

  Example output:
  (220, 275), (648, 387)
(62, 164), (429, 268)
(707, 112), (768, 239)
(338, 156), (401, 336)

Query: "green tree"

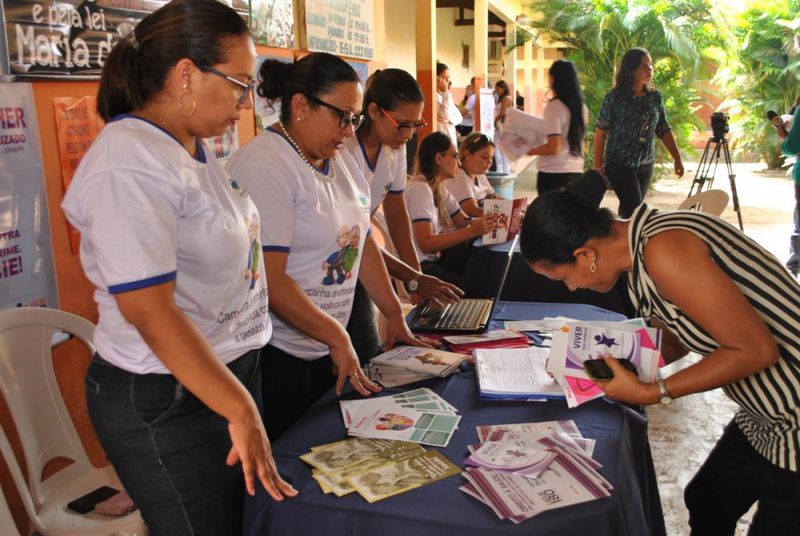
(514, 0), (728, 172)
(719, 2), (800, 168)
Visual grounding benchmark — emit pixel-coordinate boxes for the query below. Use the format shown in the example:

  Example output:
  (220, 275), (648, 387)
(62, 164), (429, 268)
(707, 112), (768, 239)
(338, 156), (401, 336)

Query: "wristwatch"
(656, 378), (673, 405)
(406, 279), (420, 293)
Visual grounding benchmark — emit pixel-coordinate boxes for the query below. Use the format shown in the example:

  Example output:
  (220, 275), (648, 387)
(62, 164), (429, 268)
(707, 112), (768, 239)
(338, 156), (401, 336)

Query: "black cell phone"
(583, 358), (637, 382)
(67, 485), (119, 514)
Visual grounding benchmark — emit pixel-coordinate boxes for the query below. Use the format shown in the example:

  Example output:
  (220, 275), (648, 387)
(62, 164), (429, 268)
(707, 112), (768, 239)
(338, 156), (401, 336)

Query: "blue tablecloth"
(463, 240), (635, 317)
(243, 302), (666, 536)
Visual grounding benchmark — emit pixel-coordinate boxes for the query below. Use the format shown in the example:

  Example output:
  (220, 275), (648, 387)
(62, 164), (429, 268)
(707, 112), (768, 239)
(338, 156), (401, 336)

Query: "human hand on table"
(226, 408), (298, 500)
(330, 337), (382, 397)
(410, 274), (464, 307)
(382, 314), (435, 352)
(593, 354), (658, 406)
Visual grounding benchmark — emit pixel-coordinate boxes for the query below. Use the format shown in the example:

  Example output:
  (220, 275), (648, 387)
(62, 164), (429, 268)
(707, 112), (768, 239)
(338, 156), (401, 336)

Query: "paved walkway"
(512, 160), (795, 535)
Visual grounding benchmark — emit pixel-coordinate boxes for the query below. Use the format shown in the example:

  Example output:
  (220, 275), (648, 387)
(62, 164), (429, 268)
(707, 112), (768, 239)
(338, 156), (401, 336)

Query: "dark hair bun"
(257, 59), (291, 100)
(567, 170), (608, 209)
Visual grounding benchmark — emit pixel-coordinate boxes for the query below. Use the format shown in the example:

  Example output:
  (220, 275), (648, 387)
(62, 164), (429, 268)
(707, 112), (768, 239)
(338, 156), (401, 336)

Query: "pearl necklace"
(279, 122), (337, 182)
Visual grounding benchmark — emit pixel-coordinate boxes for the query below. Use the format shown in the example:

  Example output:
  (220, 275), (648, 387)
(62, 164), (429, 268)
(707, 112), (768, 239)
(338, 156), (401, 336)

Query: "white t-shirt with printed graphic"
(62, 116), (271, 374)
(404, 178), (462, 262)
(342, 136), (407, 215)
(444, 167), (496, 206)
(538, 99), (589, 173)
(226, 128), (371, 360)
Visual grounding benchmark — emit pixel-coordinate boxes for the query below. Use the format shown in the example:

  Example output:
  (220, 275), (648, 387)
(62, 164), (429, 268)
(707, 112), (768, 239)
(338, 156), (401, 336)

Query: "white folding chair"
(678, 189), (729, 217)
(0, 307), (146, 535)
(0, 482), (22, 536)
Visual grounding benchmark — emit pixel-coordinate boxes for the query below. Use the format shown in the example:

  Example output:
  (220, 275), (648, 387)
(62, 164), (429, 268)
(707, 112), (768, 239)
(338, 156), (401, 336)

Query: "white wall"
(383, 0), (417, 75)
(435, 7), (475, 90)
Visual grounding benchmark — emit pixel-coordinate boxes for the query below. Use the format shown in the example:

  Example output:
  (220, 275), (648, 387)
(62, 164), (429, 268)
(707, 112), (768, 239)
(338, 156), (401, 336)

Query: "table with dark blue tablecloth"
(243, 302), (666, 536)
(463, 239), (635, 317)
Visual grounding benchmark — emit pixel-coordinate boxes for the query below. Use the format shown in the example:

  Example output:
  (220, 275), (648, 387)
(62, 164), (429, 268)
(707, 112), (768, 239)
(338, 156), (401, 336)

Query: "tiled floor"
(512, 160), (795, 535)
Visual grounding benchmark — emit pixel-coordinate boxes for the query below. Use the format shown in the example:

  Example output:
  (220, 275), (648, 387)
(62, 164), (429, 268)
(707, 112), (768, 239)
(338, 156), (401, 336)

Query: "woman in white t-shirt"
(406, 132), (497, 288)
(61, 2), (296, 533)
(227, 53), (422, 440)
(445, 132), (500, 218)
(435, 62), (461, 142)
(342, 69), (462, 363)
(527, 60), (589, 194)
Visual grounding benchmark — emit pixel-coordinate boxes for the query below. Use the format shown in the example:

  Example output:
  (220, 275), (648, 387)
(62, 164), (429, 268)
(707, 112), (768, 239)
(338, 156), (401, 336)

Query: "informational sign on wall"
(0, 83), (58, 309)
(304, 0), (374, 60)
(478, 88), (495, 139)
(251, 0), (294, 48)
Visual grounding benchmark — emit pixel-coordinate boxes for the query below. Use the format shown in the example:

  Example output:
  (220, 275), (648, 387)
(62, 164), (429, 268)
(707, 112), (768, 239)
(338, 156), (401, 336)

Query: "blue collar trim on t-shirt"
(111, 114), (207, 163)
(357, 137), (381, 173)
(267, 125), (331, 175)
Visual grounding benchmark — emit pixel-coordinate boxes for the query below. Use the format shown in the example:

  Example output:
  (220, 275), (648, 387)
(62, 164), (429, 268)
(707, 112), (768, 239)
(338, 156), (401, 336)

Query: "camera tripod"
(687, 135), (744, 230)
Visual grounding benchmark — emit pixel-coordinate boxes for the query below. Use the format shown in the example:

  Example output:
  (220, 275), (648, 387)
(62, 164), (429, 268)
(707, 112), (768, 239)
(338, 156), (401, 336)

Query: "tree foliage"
(515, 0), (728, 172)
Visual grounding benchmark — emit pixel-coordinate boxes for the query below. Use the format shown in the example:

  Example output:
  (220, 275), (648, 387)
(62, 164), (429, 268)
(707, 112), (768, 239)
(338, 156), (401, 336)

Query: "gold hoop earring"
(179, 93), (197, 118)
(590, 260), (598, 273)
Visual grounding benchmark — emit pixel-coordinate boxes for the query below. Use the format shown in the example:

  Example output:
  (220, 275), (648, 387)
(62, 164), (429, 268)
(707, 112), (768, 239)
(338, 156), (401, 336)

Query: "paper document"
(474, 347), (564, 400)
(495, 108), (547, 162)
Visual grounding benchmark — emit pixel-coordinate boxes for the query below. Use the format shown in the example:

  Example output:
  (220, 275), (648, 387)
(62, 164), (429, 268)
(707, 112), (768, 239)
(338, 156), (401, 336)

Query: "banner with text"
(0, 82), (58, 309)
(305, 0), (374, 60)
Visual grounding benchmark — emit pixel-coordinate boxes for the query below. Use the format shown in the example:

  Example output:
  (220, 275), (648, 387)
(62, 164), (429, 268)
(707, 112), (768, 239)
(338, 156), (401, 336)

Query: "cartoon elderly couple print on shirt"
(322, 224), (361, 285)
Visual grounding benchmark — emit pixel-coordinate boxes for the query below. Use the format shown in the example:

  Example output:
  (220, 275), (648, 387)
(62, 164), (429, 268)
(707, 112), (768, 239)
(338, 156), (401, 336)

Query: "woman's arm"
(412, 216), (493, 253)
(659, 131), (684, 177)
(114, 282), (297, 500)
(593, 128), (607, 170)
(263, 251), (379, 396)
(649, 317), (689, 365)
(495, 96), (512, 125)
(458, 197), (484, 218)
(598, 229), (779, 405)
(379, 249), (463, 306)
(527, 134), (562, 156)
(382, 193), (421, 272)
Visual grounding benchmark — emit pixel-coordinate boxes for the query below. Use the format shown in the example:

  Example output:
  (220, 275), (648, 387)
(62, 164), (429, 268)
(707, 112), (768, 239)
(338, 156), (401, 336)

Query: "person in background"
(492, 80), (514, 174)
(520, 171), (800, 535)
(527, 59), (588, 194)
(227, 53), (425, 440)
(456, 78), (476, 137)
(436, 62), (461, 142)
(61, 2), (296, 533)
(406, 132), (497, 288)
(342, 68), (462, 363)
(594, 48), (684, 217)
(777, 103), (800, 277)
(445, 132), (500, 218)
(515, 89), (525, 110)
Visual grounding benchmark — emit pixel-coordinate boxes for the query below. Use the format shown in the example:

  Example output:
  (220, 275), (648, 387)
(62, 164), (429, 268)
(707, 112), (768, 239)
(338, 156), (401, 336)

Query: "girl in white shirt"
(343, 69), (462, 363)
(527, 60), (589, 194)
(61, 1), (295, 533)
(435, 62), (461, 142)
(227, 53), (422, 439)
(406, 132), (496, 288)
(445, 132), (500, 218)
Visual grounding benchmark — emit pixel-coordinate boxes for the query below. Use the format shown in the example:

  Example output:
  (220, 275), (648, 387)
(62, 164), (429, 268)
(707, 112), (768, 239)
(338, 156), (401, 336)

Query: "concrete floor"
(511, 159), (796, 535)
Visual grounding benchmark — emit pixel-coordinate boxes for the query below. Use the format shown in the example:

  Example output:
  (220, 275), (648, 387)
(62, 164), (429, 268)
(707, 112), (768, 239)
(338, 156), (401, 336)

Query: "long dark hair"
(549, 60), (585, 157)
(495, 80), (511, 99)
(520, 171), (614, 264)
(436, 62), (449, 76)
(359, 68), (423, 135)
(614, 48), (654, 96)
(97, 0), (248, 121)
(413, 131), (455, 226)
(258, 52), (359, 124)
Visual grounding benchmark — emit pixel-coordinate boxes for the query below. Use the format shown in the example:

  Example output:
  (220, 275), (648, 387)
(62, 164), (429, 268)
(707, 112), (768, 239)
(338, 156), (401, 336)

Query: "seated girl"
(444, 132), (500, 218)
(405, 132), (497, 288)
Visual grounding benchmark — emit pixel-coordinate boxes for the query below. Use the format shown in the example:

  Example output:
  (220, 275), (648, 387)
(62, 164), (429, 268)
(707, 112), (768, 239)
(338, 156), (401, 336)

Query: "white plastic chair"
(678, 189), (729, 217)
(0, 307), (146, 535)
(0, 482), (22, 536)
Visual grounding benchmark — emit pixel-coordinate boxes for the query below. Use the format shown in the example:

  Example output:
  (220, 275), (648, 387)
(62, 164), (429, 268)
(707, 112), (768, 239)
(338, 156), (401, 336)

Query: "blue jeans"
(85, 350), (261, 536)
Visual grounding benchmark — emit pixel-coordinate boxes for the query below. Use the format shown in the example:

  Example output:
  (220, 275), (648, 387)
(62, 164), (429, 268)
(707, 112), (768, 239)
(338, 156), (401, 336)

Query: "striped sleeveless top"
(627, 204), (800, 471)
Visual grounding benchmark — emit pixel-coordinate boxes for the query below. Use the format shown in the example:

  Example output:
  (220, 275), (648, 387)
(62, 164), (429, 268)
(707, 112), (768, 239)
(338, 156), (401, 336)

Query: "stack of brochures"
(301, 437), (460, 502)
(443, 329), (531, 355)
(545, 320), (663, 408)
(460, 420), (611, 523)
(340, 388), (462, 448)
(365, 346), (468, 388)
(474, 346), (565, 401)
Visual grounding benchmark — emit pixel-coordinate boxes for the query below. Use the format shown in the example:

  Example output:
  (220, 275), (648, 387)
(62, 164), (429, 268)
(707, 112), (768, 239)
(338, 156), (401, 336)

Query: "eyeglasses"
(379, 107), (428, 132)
(199, 64), (254, 106)
(305, 94), (364, 129)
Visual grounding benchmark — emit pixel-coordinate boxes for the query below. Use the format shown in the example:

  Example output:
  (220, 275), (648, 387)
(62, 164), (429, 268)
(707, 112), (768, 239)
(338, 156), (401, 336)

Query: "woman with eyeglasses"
(61, 2), (296, 533)
(594, 48), (684, 217)
(227, 53), (424, 440)
(341, 68), (463, 364)
(406, 132), (498, 287)
(445, 132), (500, 218)
(527, 60), (589, 195)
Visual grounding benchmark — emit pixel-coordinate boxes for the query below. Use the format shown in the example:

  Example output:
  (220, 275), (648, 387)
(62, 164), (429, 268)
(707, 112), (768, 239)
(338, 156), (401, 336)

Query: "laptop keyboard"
(435, 299), (493, 329)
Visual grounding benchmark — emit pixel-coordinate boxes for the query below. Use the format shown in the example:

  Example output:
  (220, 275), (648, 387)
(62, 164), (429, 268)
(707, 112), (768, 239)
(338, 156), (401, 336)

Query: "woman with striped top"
(519, 170), (800, 534)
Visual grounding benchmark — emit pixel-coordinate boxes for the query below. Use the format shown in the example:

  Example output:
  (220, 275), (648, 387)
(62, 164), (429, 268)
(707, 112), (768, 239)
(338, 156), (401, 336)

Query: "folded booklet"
(444, 329), (531, 354)
(474, 347), (565, 401)
(370, 346), (468, 377)
(482, 198), (528, 245)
